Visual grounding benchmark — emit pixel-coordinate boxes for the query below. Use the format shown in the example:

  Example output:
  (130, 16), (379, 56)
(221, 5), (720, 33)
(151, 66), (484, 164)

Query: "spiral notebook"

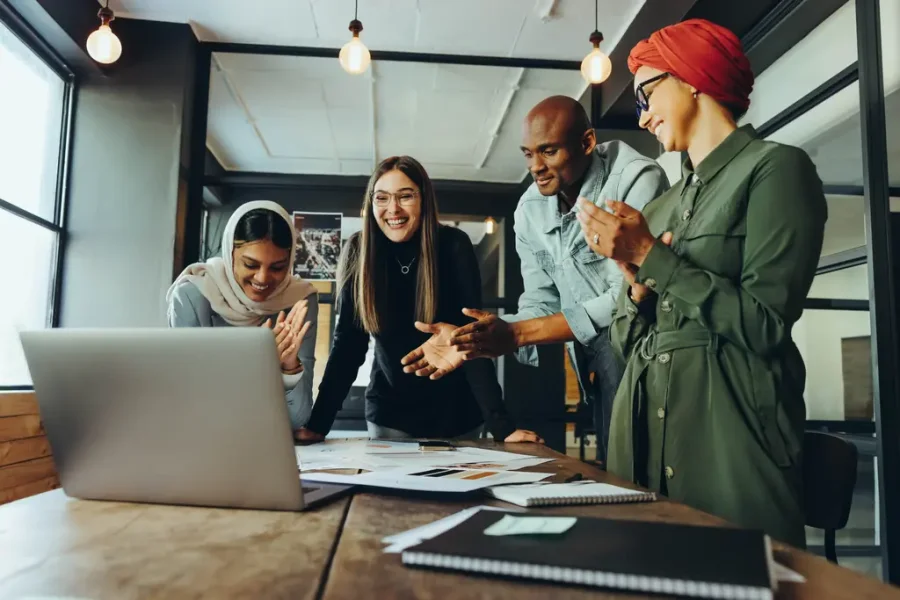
(486, 481), (657, 507)
(402, 509), (776, 599)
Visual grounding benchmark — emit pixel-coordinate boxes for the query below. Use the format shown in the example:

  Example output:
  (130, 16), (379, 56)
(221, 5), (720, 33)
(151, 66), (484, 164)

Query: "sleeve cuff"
(637, 239), (681, 295)
(512, 344), (539, 367)
(562, 305), (599, 347)
(282, 370), (304, 389)
(488, 418), (516, 441)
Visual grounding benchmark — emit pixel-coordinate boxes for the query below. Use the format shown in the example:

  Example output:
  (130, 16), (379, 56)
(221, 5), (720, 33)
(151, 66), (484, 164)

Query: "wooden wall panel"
(0, 392), (40, 417)
(0, 415), (44, 442)
(0, 392), (59, 505)
(0, 456), (57, 492)
(0, 475), (60, 505)
(0, 437), (52, 467)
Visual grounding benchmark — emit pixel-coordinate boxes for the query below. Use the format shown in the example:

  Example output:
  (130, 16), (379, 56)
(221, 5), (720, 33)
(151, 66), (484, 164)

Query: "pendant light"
(580, 0), (611, 84)
(339, 0), (371, 75)
(86, 0), (122, 65)
(484, 217), (497, 235)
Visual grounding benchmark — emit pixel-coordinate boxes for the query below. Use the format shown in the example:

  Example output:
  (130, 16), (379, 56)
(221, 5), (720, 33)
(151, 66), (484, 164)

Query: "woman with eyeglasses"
(575, 19), (826, 547)
(295, 156), (542, 445)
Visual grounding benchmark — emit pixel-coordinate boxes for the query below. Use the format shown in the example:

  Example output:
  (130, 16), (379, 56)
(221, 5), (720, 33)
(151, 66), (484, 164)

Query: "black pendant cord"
(594, 0), (598, 31)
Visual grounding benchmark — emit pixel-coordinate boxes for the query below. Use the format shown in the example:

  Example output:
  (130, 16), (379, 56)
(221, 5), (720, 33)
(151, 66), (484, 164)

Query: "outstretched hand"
(447, 308), (518, 360)
(400, 322), (467, 381)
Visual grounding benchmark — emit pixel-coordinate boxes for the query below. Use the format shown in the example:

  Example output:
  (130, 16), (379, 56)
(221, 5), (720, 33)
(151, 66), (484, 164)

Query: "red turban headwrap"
(627, 18), (754, 115)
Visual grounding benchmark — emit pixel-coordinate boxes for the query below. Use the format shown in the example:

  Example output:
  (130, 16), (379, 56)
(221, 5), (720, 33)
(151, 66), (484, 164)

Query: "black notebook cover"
(402, 510), (775, 599)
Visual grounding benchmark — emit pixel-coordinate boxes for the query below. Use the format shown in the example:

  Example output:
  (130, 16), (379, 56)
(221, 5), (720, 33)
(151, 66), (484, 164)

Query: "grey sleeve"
(283, 294), (318, 429)
(167, 282), (211, 327)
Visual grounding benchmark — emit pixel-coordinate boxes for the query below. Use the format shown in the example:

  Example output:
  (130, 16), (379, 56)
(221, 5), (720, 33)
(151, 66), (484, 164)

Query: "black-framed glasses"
(635, 72), (670, 117)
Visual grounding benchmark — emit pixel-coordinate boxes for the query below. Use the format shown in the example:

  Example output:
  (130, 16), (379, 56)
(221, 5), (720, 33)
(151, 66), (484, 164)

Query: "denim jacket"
(502, 141), (670, 400)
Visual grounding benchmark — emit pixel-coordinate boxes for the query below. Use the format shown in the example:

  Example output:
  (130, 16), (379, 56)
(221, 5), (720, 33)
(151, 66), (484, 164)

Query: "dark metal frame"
(817, 247), (867, 276)
(825, 184), (900, 197)
(746, 1), (900, 578)
(855, 0), (900, 583)
(757, 62), (858, 138)
(0, 2), (76, 388)
(203, 42), (580, 70)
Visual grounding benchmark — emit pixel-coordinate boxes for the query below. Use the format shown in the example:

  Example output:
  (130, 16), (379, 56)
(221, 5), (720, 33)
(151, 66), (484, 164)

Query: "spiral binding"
(402, 551), (772, 600)
(525, 491), (658, 507)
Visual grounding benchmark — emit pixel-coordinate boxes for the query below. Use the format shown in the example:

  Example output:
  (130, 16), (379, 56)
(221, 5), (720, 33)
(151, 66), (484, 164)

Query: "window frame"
(0, 4), (76, 390)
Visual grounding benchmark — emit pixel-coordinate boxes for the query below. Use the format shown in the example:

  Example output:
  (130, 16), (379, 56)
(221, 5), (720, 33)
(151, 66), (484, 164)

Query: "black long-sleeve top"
(306, 226), (516, 439)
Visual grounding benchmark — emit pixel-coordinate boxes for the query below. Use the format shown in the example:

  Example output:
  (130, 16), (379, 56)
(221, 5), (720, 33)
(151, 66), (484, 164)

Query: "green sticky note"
(483, 515), (577, 536)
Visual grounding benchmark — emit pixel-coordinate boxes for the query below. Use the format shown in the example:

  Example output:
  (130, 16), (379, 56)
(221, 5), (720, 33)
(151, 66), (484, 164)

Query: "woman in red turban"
(576, 18), (827, 548)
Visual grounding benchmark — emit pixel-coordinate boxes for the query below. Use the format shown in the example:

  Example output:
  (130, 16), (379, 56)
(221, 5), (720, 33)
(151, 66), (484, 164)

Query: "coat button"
(644, 277), (657, 290)
(682, 209), (692, 221)
(660, 299), (672, 313)
(657, 407), (666, 419)
(658, 352), (671, 364)
(665, 466), (675, 479)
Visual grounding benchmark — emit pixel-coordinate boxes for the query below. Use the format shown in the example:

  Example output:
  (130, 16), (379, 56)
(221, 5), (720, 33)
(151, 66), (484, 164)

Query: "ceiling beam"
(477, 68), (526, 170)
(7, 0), (103, 77)
(742, 0), (847, 75)
(204, 172), (524, 195)
(201, 42), (579, 70)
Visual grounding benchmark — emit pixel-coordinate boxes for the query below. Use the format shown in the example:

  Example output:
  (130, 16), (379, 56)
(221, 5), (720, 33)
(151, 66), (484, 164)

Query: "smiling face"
(520, 103), (594, 198)
(634, 66), (698, 153)
(371, 169), (423, 243)
(232, 239), (291, 302)
(521, 115), (594, 196)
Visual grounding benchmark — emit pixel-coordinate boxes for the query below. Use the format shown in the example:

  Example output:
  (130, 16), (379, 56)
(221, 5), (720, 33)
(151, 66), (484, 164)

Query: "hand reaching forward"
(400, 322), (467, 381)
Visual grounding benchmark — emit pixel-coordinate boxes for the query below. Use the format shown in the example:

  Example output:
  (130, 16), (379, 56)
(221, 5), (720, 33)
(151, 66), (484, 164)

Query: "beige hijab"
(166, 201), (316, 326)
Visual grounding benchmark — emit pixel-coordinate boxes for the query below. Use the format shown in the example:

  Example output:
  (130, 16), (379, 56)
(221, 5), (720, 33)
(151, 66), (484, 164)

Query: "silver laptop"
(19, 327), (351, 511)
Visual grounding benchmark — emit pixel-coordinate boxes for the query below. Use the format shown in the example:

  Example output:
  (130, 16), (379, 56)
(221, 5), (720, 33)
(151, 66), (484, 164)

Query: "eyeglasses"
(635, 72), (670, 118)
(372, 191), (419, 207)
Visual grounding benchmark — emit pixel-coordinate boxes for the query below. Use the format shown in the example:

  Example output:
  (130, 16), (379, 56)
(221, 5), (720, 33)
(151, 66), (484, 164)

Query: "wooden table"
(1, 442), (897, 599)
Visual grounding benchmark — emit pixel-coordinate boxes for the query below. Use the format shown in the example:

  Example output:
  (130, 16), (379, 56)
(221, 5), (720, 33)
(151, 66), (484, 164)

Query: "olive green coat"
(608, 125), (827, 547)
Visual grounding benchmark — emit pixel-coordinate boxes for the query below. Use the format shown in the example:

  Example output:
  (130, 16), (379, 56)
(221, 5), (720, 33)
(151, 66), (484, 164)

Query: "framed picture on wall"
(292, 211), (342, 281)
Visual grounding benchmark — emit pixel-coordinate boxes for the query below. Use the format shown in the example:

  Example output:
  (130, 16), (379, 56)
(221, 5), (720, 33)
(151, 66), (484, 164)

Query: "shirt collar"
(542, 149), (606, 233)
(680, 124), (757, 186)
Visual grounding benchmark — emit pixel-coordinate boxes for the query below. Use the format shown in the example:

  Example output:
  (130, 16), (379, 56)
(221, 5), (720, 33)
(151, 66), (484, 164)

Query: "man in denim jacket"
(437, 96), (669, 462)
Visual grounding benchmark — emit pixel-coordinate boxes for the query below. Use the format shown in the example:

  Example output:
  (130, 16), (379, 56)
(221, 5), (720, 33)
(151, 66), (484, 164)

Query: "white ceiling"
(206, 54), (592, 181)
(105, 0), (647, 182)
(107, 0), (643, 60)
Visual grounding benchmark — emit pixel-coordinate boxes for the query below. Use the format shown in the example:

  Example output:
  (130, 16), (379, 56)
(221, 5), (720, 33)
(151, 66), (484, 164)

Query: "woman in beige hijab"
(167, 200), (318, 431)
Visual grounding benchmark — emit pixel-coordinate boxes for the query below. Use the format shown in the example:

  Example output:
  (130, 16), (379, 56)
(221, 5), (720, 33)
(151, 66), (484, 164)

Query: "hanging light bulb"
(484, 217), (497, 235)
(580, 1), (611, 84)
(86, 1), (122, 65)
(339, 0), (371, 75)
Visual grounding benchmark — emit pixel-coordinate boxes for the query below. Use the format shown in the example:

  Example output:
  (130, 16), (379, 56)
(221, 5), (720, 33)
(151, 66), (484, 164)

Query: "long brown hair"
(338, 156), (440, 335)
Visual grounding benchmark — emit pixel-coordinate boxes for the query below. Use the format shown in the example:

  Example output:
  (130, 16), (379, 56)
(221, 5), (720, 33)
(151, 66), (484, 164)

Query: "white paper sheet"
(381, 506), (516, 553)
(296, 439), (553, 473)
(301, 465), (551, 493)
(772, 561), (806, 583)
